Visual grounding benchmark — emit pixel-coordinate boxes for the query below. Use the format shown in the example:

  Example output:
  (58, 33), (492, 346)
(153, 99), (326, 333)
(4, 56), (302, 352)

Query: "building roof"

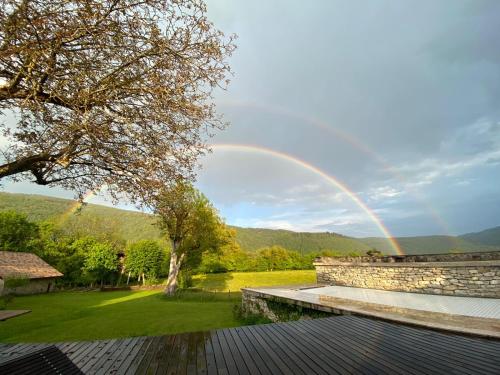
(0, 251), (63, 279)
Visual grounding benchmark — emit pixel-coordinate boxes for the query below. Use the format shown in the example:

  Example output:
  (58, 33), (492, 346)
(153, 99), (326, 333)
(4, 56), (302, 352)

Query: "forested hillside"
(460, 226), (500, 247)
(360, 236), (498, 255)
(232, 226), (370, 253)
(1, 192), (499, 255)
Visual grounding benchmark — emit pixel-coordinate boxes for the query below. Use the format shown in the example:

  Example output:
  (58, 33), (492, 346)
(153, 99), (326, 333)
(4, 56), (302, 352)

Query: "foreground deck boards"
(1, 316), (500, 374)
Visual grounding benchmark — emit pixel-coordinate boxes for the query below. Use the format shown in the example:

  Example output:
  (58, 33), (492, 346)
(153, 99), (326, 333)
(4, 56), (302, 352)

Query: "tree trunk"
(142, 273), (146, 286)
(127, 271), (131, 285)
(165, 242), (184, 296)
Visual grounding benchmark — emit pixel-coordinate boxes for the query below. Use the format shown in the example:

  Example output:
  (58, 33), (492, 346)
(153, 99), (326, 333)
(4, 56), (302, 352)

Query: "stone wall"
(241, 289), (333, 322)
(314, 256), (500, 298)
(2, 278), (56, 295)
(317, 251), (500, 264)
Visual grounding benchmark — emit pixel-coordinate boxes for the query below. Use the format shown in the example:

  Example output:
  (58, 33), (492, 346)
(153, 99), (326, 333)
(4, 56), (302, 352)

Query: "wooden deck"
(1, 315), (500, 374)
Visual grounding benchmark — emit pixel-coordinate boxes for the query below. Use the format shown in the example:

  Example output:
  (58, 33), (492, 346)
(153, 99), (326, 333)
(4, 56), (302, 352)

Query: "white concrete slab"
(302, 286), (500, 319)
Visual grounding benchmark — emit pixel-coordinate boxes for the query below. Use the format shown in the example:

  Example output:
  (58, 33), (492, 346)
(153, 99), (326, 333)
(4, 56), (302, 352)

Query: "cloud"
(3, 1), (500, 237)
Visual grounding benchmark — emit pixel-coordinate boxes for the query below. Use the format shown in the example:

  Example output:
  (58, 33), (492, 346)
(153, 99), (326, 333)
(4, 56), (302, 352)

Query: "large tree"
(155, 182), (232, 295)
(125, 240), (166, 285)
(0, 0), (235, 202)
(0, 210), (38, 251)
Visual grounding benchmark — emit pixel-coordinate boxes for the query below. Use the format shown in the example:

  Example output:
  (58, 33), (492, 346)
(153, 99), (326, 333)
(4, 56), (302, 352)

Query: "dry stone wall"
(314, 255), (500, 298)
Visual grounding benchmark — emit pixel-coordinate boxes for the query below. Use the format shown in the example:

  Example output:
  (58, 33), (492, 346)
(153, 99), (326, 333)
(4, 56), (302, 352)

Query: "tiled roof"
(0, 251), (63, 279)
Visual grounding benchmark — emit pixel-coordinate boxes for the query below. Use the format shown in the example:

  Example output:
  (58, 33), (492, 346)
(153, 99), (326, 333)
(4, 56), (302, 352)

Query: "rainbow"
(219, 99), (453, 238)
(210, 143), (404, 255)
(56, 190), (99, 224)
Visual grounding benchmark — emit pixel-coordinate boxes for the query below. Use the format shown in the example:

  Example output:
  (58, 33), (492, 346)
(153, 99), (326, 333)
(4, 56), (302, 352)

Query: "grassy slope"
(0, 270), (315, 342)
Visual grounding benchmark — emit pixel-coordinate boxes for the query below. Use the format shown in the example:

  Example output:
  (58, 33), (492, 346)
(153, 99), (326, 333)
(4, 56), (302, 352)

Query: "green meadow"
(0, 270), (315, 343)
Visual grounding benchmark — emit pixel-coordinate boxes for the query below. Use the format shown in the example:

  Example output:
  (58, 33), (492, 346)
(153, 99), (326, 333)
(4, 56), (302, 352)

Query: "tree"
(0, 210), (38, 251)
(76, 237), (118, 287)
(155, 182), (231, 295)
(255, 246), (292, 271)
(0, 0), (235, 203)
(125, 240), (166, 285)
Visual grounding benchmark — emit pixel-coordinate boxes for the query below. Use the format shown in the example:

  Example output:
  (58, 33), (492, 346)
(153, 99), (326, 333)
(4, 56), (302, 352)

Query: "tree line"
(0, 202), (360, 289)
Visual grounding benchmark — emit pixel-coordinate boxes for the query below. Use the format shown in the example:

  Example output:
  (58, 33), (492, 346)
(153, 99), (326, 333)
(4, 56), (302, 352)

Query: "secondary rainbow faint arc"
(210, 143), (404, 255)
(219, 99), (453, 238)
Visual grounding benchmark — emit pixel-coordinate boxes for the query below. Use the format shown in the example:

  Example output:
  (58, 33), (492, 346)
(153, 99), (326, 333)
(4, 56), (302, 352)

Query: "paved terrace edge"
(242, 287), (500, 340)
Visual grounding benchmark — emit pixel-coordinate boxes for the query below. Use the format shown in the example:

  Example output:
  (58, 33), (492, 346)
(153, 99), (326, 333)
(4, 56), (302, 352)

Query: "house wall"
(2, 278), (57, 295)
(314, 256), (500, 298)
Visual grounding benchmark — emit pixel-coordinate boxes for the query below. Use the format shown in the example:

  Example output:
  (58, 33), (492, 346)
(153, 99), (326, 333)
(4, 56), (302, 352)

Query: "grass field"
(0, 270), (316, 343)
(192, 270), (316, 292)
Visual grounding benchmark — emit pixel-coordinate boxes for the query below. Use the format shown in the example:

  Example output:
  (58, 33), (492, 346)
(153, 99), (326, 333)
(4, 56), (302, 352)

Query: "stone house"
(0, 251), (63, 295)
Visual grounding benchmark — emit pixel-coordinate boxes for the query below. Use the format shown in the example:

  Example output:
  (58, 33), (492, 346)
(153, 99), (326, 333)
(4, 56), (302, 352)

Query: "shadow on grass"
(1, 289), (245, 343)
(192, 272), (234, 292)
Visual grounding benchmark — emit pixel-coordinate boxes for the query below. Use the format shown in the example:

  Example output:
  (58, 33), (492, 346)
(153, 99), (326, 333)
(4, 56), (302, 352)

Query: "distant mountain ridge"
(1, 192), (499, 255)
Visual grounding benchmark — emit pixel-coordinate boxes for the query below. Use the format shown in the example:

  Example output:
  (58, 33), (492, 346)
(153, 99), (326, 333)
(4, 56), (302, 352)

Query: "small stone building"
(0, 251), (63, 295)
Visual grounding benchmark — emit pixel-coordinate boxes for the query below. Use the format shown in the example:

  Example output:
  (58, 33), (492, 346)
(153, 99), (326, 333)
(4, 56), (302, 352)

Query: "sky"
(2, 0), (500, 238)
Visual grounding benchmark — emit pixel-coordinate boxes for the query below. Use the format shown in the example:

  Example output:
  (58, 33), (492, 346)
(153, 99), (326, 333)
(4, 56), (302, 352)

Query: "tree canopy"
(0, 210), (38, 251)
(0, 0), (235, 203)
(155, 182), (234, 294)
(125, 240), (166, 284)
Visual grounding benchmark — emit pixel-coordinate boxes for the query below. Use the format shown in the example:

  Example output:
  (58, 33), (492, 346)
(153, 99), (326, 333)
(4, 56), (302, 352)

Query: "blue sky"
(2, 0), (500, 238)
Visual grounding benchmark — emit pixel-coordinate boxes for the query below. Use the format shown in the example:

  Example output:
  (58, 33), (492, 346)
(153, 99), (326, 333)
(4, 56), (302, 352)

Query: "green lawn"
(192, 270), (316, 292)
(0, 270), (316, 343)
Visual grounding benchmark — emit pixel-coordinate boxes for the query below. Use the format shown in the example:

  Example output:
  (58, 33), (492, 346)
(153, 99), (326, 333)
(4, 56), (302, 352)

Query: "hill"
(231, 226), (371, 254)
(1, 192), (499, 255)
(0, 192), (162, 243)
(359, 236), (497, 255)
(460, 226), (500, 247)
(0, 192), (373, 254)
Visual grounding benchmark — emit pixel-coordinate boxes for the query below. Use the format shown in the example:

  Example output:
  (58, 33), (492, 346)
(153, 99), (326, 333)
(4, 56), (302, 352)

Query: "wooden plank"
(0, 310), (30, 321)
(174, 333), (190, 375)
(133, 336), (163, 375)
(215, 329), (239, 375)
(61, 341), (86, 358)
(165, 334), (183, 375)
(186, 332), (199, 375)
(120, 337), (157, 374)
(279, 319), (371, 375)
(79, 340), (118, 374)
(154, 334), (176, 375)
(70, 341), (101, 366)
(351, 316), (500, 361)
(118, 337), (154, 375)
(221, 328), (254, 375)
(209, 330), (229, 375)
(227, 327), (267, 375)
(297, 318), (396, 375)
(100, 337), (143, 375)
(203, 331), (218, 375)
(262, 322), (331, 375)
(256, 323), (326, 375)
(316, 318), (432, 375)
(194, 332), (207, 375)
(315, 318), (444, 375)
(242, 325), (296, 375)
(86, 338), (121, 374)
(340, 317), (500, 374)
(144, 335), (170, 375)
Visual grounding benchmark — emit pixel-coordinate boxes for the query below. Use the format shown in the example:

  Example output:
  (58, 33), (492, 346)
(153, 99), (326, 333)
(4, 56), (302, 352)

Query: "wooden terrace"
(1, 315), (500, 374)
